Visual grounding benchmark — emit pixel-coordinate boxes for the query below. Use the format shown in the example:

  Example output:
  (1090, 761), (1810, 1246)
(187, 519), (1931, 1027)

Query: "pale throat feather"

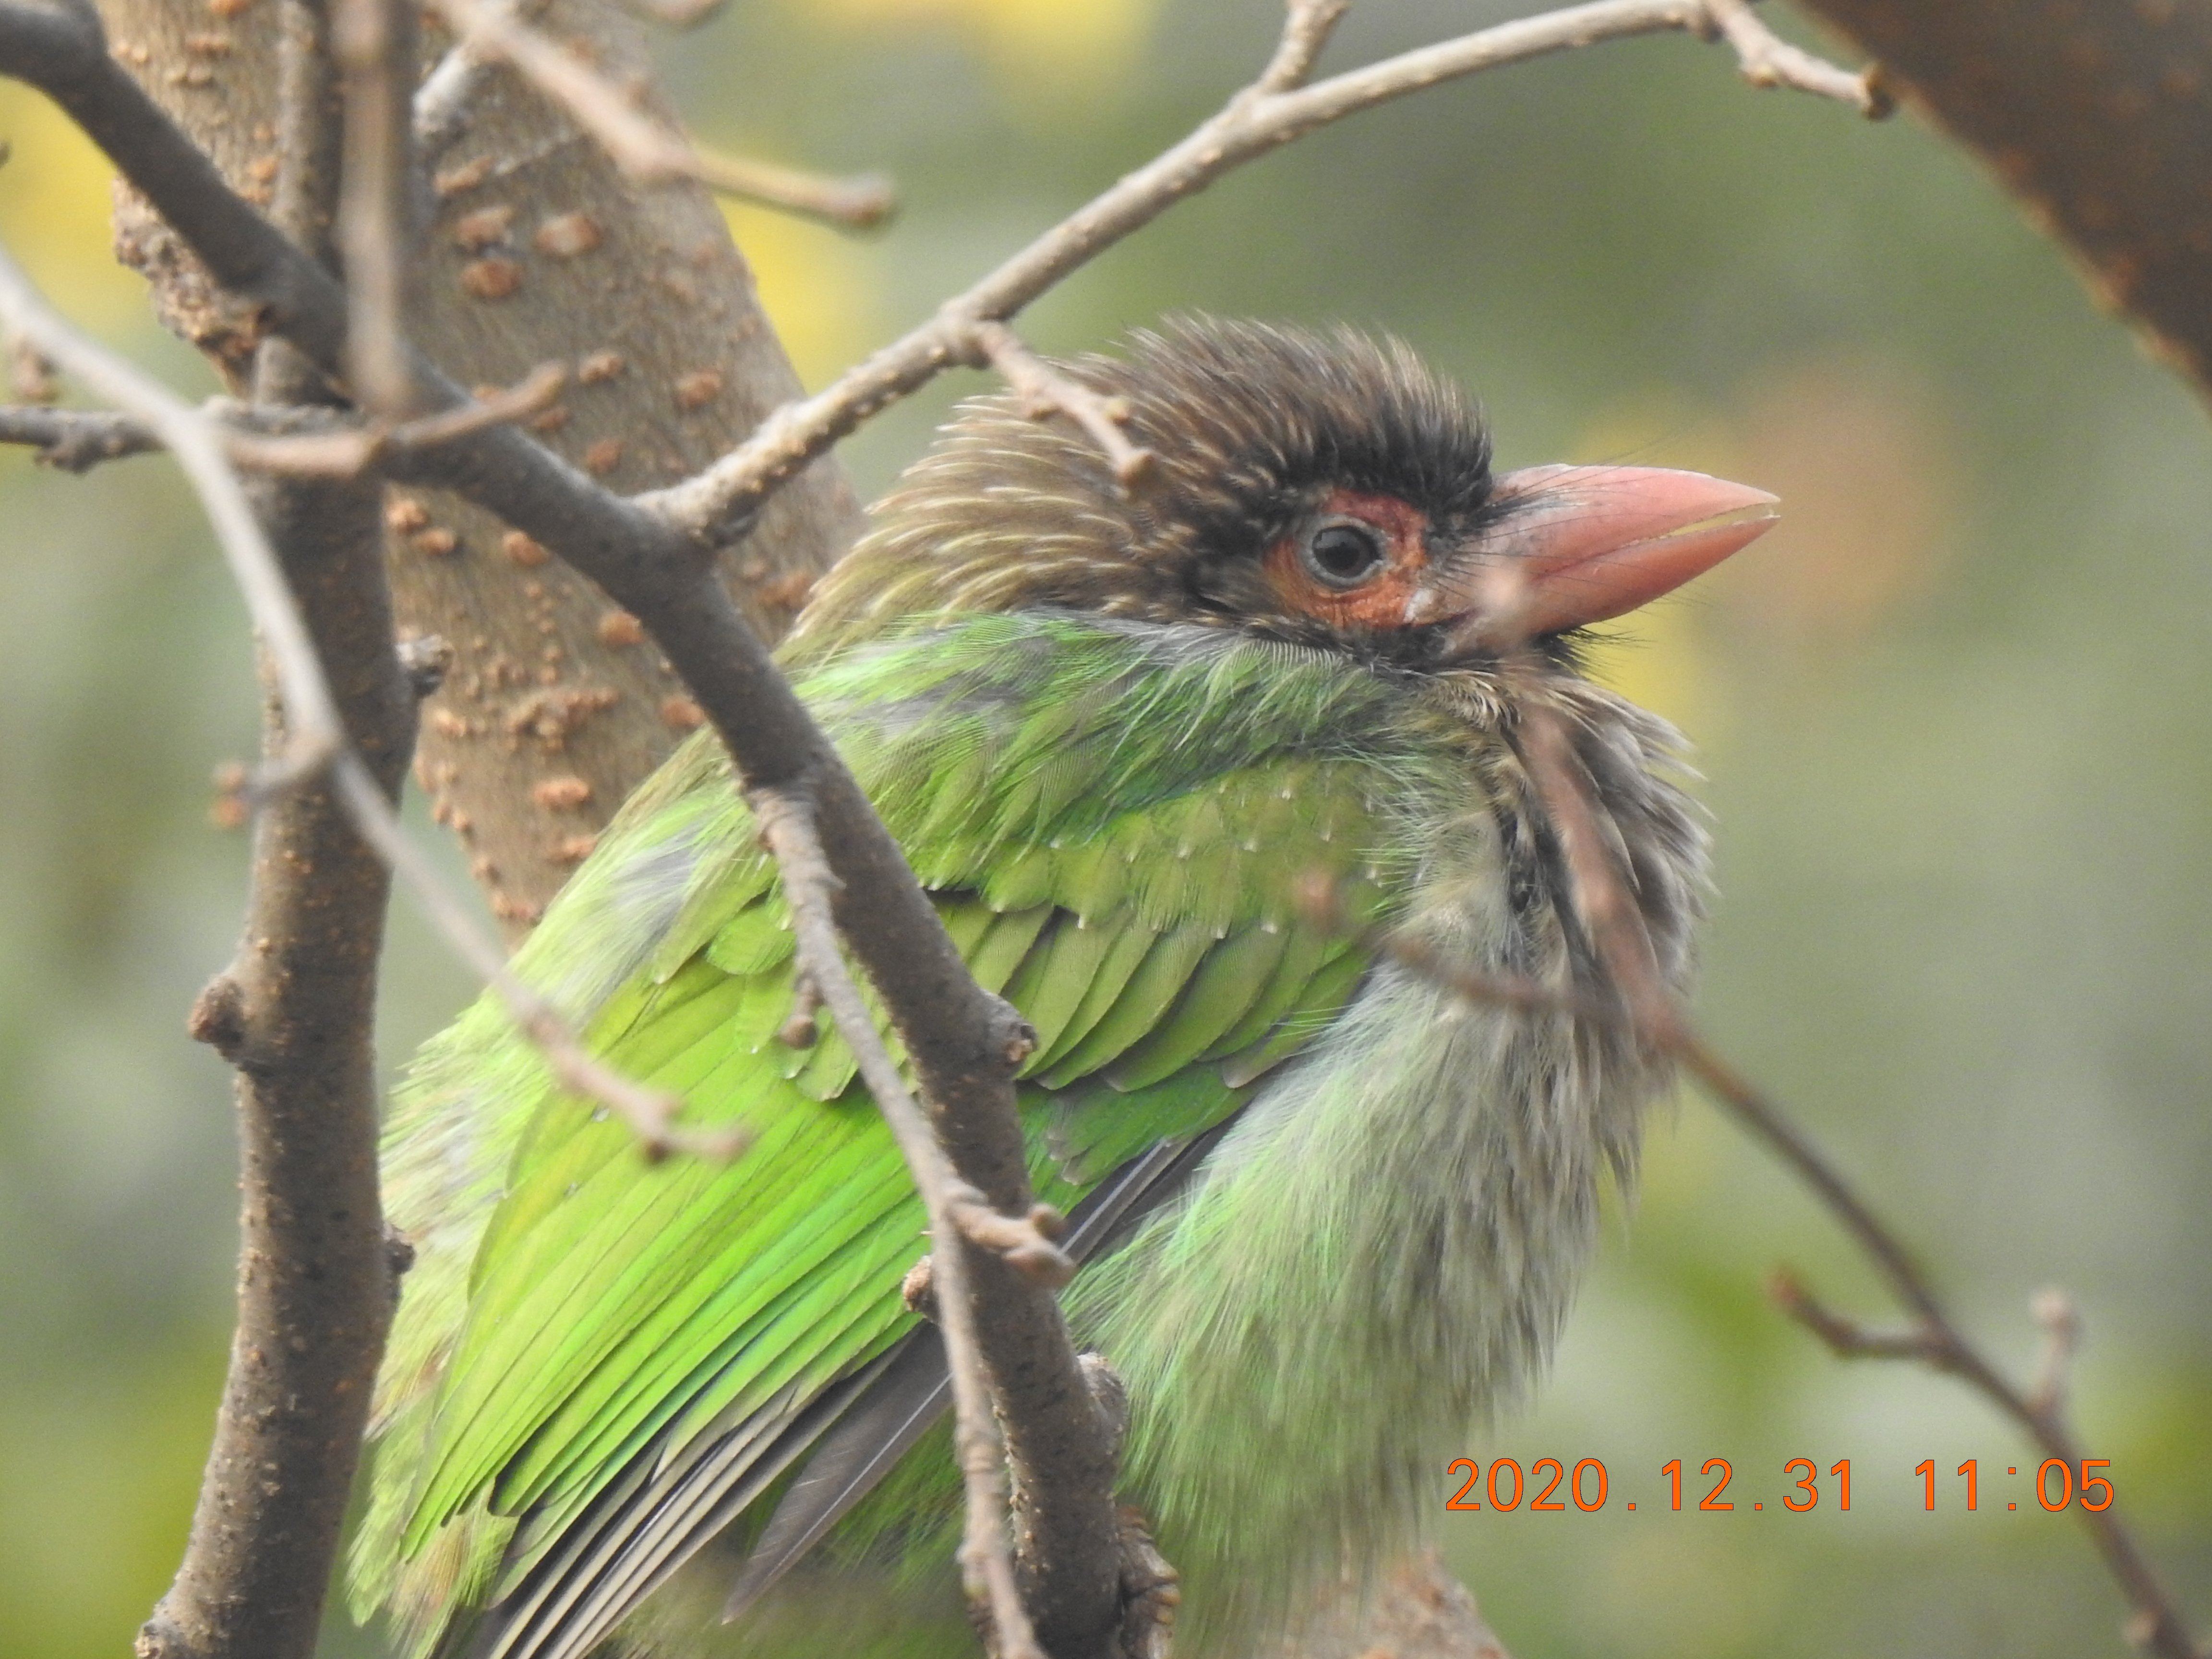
(1066, 678), (1706, 1653)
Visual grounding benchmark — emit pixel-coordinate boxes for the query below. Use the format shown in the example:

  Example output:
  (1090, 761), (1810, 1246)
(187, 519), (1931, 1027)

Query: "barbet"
(351, 319), (1777, 1658)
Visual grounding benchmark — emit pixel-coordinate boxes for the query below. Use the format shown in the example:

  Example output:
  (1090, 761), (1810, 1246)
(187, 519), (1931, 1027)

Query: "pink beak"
(1433, 464), (1779, 652)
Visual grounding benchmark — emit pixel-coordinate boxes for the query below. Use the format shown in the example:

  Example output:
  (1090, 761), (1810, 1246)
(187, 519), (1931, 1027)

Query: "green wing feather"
(354, 614), (1456, 1656)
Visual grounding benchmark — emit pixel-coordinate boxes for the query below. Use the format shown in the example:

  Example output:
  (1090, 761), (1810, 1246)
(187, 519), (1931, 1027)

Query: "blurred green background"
(2, 0), (2209, 1655)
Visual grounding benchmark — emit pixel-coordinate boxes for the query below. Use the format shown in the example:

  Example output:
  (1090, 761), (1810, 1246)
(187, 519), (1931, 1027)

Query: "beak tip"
(1467, 464), (1782, 640)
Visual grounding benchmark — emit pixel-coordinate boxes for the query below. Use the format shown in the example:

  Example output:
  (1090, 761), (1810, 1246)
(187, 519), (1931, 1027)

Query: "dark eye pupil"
(1307, 522), (1385, 585)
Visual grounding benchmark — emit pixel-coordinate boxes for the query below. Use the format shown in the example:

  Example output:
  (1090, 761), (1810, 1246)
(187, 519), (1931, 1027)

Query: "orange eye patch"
(1263, 489), (1431, 630)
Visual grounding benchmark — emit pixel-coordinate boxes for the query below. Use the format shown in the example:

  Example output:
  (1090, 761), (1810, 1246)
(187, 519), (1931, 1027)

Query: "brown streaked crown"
(786, 317), (1497, 661)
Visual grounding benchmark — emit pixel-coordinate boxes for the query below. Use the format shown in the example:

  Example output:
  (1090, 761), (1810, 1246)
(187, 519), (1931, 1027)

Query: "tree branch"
(127, 8), (404, 1649)
(147, 480), (408, 1659)
(644, 0), (1875, 541)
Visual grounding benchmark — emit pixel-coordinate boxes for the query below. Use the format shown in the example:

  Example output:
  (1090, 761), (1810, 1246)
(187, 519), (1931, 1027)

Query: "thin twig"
(1703, 0), (1891, 116)
(10, 334), (55, 400)
(0, 242), (344, 786)
(0, 402), (160, 469)
(0, 366), (567, 476)
(432, 0), (660, 174)
(1765, 1272), (2195, 1659)
(646, 0), (1871, 539)
(428, 0), (893, 227)
(1763, 1277), (1944, 1362)
(385, 360), (569, 448)
(1383, 598), (2202, 1659)
(412, 35), (493, 160)
(1252, 0), (1348, 95)
(751, 784), (1069, 1659)
(967, 320), (1155, 488)
(333, 0), (415, 418)
(2029, 1286), (2082, 1418)
(227, 361), (569, 474)
(0, 372), (555, 473)
(689, 152), (893, 230)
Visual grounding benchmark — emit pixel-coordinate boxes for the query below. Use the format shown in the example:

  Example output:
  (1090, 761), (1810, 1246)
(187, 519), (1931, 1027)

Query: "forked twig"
(966, 320), (1155, 488)
(647, 0), (1876, 538)
(1703, 0), (1891, 116)
(1339, 603), (2203, 1659)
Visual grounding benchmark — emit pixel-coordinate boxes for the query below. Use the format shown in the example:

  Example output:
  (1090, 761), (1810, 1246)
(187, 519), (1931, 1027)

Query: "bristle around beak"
(1431, 464), (1779, 654)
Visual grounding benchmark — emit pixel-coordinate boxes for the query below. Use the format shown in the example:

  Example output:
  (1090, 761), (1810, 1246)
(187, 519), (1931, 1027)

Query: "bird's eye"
(1299, 519), (1389, 589)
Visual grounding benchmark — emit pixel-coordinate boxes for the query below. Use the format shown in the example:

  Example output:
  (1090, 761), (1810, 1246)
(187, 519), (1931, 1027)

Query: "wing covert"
(362, 616), (1455, 1659)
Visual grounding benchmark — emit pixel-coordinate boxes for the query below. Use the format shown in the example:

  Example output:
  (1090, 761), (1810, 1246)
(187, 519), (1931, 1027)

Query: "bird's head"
(789, 318), (1776, 673)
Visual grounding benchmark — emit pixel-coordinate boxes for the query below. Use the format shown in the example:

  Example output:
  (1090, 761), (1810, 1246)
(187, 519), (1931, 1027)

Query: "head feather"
(789, 317), (1494, 659)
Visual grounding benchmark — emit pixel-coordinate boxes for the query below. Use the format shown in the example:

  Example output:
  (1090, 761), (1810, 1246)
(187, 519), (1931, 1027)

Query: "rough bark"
(98, 0), (863, 935)
(143, 469), (409, 1659)
(143, 411), (414, 1659)
(129, 1), (418, 1646)
(1799, 0), (2212, 400)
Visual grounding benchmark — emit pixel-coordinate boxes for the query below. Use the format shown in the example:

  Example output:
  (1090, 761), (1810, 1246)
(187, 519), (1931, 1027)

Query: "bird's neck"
(1072, 677), (1707, 1653)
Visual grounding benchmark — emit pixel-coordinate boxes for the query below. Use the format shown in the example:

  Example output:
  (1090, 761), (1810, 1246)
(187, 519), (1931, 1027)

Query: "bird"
(349, 317), (1776, 1659)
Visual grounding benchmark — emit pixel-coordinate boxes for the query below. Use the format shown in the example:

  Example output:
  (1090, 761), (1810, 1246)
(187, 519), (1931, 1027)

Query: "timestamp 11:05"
(1445, 1458), (2117, 1514)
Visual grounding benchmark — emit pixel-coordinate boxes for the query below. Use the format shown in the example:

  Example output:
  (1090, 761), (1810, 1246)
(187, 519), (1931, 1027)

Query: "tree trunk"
(100, 0), (863, 934)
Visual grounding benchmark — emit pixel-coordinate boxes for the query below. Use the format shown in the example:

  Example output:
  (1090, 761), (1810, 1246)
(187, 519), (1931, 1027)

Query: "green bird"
(351, 318), (1776, 1659)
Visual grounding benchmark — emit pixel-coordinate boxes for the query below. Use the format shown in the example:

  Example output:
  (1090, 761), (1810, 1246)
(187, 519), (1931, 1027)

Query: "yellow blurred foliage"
(0, 80), (145, 336)
(1719, 353), (1959, 650)
(1566, 361), (1959, 708)
(792, 0), (1160, 96)
(719, 201), (881, 392)
(1580, 602), (1719, 750)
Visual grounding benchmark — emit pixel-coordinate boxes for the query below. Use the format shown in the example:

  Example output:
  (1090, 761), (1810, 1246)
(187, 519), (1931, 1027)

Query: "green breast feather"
(354, 613), (1464, 1654)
